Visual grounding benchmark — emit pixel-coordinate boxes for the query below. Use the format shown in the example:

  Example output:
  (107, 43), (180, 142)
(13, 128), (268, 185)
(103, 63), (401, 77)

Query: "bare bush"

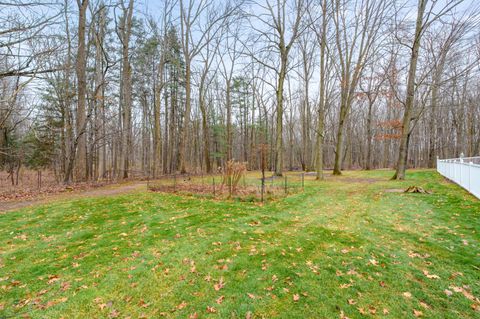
(221, 160), (247, 196)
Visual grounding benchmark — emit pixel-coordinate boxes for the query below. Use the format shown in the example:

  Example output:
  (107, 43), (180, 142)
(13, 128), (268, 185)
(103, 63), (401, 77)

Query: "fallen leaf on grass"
(109, 309), (120, 318)
(214, 278), (225, 291)
(47, 275), (60, 284)
(449, 272), (463, 279)
(403, 292), (412, 298)
(420, 301), (430, 309)
(45, 297), (68, 309)
(176, 301), (187, 310)
(422, 270), (439, 279)
(206, 306), (217, 313)
(413, 309), (423, 317)
(13, 234), (28, 241)
(449, 285), (479, 301)
(293, 294), (300, 301)
(60, 282), (70, 291)
(36, 289), (48, 296)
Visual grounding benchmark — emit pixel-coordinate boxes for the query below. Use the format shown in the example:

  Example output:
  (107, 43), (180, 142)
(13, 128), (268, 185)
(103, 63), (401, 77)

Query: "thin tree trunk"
(275, 58), (287, 176)
(119, 0), (134, 179)
(95, 5), (106, 179)
(178, 60), (191, 173)
(366, 99), (373, 170)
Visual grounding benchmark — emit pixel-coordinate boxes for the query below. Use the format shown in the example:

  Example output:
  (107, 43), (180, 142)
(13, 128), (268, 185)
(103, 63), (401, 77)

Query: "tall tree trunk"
(226, 81), (232, 161)
(74, 0), (88, 182)
(63, 0), (74, 183)
(333, 96), (348, 175)
(427, 84), (438, 168)
(365, 99), (373, 170)
(163, 78), (169, 174)
(199, 83), (212, 173)
(178, 60), (191, 173)
(393, 0), (427, 180)
(275, 57), (287, 176)
(95, 4), (106, 179)
(315, 0), (327, 180)
(119, 0), (134, 179)
(153, 59), (164, 178)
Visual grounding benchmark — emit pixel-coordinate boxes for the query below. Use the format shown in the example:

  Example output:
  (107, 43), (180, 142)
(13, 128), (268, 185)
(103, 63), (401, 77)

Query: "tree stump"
(404, 186), (431, 194)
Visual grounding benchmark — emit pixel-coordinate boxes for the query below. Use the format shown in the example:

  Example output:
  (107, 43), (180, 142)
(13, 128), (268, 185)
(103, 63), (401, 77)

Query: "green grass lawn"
(1, 170), (479, 318)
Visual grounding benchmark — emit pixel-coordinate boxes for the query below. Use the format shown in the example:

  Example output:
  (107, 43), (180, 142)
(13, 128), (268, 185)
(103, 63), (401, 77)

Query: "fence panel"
(437, 156), (480, 199)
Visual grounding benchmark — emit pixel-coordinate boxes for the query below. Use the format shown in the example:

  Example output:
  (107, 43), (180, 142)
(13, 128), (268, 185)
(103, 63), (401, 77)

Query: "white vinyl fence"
(437, 156), (480, 199)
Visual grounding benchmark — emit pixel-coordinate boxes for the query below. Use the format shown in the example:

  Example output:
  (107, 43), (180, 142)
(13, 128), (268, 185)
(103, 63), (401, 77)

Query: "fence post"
(174, 174), (177, 192)
(212, 176), (216, 196)
(469, 162), (472, 192)
(261, 176), (265, 203)
(301, 173), (304, 192)
(284, 176), (287, 194)
(37, 170), (41, 190)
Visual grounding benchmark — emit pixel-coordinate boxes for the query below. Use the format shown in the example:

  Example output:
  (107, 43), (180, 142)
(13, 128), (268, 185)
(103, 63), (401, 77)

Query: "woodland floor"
(0, 181), (147, 213)
(0, 170), (479, 318)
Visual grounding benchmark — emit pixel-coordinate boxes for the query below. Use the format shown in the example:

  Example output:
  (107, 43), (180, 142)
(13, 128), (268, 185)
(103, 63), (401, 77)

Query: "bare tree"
(74, 0), (89, 181)
(393, 0), (465, 180)
(177, 0), (238, 173)
(331, 0), (391, 175)
(245, 0), (310, 176)
(311, 0), (328, 180)
(117, 0), (134, 179)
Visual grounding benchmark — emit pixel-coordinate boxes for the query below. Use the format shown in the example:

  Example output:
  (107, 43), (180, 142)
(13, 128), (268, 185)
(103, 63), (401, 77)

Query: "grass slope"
(0, 170), (479, 318)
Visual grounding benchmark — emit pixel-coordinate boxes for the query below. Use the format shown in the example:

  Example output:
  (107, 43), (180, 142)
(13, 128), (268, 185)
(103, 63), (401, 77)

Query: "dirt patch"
(302, 171), (382, 183)
(330, 176), (383, 184)
(0, 182), (146, 213)
(384, 188), (405, 193)
(150, 183), (261, 196)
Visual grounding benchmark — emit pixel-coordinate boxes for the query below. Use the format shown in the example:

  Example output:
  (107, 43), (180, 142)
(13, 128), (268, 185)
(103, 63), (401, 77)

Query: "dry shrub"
(221, 160), (247, 196)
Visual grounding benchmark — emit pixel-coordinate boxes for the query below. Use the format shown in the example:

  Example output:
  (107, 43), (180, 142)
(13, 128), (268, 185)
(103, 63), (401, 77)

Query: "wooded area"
(1, 0), (479, 185)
